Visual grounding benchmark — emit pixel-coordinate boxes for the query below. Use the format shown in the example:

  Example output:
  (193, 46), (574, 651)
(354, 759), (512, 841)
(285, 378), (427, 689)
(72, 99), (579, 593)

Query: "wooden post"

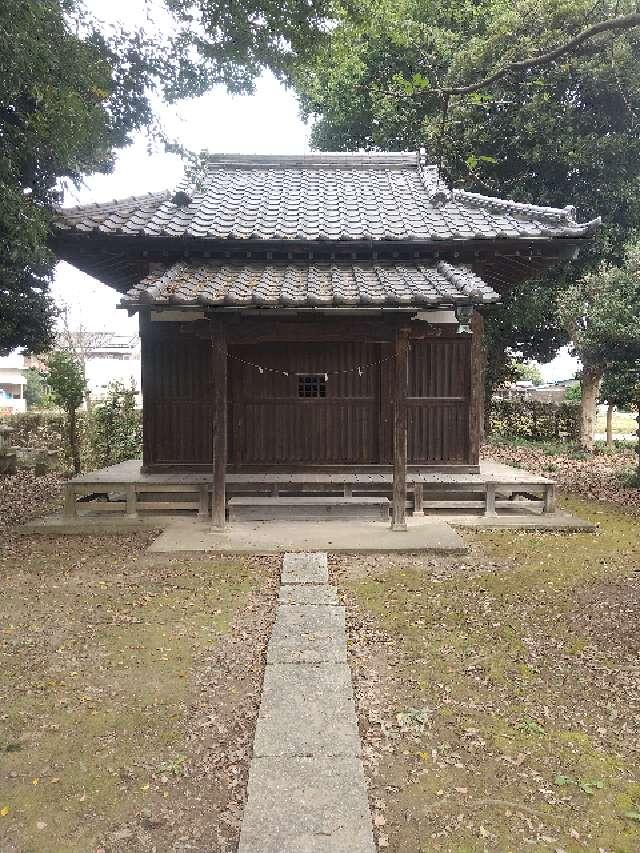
(543, 484), (556, 514)
(484, 482), (497, 517)
(413, 482), (424, 516)
(212, 325), (228, 528)
(64, 483), (78, 519)
(469, 310), (486, 460)
(391, 328), (409, 531)
(198, 484), (209, 519)
(125, 483), (138, 518)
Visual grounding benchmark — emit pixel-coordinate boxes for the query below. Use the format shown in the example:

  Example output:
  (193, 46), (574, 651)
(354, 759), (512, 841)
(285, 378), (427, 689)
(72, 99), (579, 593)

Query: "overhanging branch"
(437, 12), (640, 96)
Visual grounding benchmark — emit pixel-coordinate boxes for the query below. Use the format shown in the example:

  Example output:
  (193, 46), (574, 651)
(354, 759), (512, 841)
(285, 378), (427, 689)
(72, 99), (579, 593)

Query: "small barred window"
(298, 374), (327, 398)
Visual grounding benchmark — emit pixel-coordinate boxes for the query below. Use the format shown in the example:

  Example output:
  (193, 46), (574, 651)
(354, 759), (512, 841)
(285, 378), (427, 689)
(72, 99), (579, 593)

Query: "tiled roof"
(57, 152), (599, 244)
(121, 260), (500, 308)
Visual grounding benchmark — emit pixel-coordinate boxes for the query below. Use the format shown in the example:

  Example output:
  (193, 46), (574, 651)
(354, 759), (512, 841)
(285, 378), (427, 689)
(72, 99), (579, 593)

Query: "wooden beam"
(391, 328), (410, 531)
(212, 325), (228, 528)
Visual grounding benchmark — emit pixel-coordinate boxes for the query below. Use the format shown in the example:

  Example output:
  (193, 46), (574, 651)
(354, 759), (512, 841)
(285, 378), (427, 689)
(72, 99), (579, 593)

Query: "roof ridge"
(452, 188), (578, 221)
(203, 151), (419, 170)
(59, 190), (170, 213)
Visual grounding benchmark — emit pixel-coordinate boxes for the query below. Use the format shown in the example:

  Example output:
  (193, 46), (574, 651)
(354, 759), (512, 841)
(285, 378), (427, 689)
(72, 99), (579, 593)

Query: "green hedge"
(2, 406), (142, 471)
(489, 397), (581, 443)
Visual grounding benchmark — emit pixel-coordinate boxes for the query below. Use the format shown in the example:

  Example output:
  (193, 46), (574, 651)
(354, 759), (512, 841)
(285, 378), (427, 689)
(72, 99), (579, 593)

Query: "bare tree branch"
(437, 12), (640, 96)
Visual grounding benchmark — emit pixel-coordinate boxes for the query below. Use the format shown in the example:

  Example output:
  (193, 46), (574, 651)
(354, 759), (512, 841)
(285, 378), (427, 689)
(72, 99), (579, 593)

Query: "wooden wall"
(141, 320), (474, 470)
(141, 324), (214, 467)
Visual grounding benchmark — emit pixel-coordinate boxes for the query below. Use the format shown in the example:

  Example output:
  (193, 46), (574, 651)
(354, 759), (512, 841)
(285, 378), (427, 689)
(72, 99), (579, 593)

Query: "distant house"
(83, 333), (141, 405)
(0, 354), (27, 413)
(495, 378), (580, 403)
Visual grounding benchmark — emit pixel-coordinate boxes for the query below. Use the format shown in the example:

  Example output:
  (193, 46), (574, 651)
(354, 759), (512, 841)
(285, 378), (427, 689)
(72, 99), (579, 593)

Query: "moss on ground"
(341, 497), (640, 852)
(0, 534), (256, 853)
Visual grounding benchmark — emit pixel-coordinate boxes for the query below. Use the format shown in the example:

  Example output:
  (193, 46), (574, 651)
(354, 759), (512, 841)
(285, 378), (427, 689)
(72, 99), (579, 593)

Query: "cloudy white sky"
(52, 0), (578, 382)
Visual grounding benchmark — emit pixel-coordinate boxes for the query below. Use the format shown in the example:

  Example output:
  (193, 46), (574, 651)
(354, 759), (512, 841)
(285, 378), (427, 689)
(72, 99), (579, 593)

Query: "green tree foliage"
(560, 248), (640, 368)
(512, 361), (543, 386)
(45, 349), (86, 473)
(601, 363), (640, 410)
(91, 382), (142, 468)
(1, 0), (331, 355)
(558, 245), (640, 445)
(166, 0), (331, 92)
(24, 367), (52, 410)
(293, 0), (640, 386)
(564, 382), (582, 401)
(0, 0), (166, 353)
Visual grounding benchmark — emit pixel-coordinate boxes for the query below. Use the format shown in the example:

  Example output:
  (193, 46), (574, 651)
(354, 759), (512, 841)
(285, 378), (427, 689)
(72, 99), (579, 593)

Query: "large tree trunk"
(580, 365), (603, 450)
(606, 403), (614, 449)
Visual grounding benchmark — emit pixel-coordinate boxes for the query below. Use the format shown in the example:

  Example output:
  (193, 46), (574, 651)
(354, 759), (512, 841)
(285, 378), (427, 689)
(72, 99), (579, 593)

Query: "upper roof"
(56, 151), (599, 244)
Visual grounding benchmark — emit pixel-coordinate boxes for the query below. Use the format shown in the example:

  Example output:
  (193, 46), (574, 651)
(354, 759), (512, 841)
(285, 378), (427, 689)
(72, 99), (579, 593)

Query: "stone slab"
(279, 584), (339, 606)
(445, 510), (596, 531)
(253, 664), (360, 758)
(18, 514), (166, 536)
(282, 552), (329, 584)
(238, 756), (375, 853)
(267, 606), (346, 664)
(146, 518), (469, 554)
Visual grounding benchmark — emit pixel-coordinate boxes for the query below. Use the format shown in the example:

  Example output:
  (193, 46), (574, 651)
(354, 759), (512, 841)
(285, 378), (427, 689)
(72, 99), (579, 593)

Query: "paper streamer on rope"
(226, 351), (396, 376)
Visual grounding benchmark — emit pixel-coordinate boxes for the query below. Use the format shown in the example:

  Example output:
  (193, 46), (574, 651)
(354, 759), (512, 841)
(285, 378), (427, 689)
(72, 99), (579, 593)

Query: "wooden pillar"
(212, 325), (228, 528)
(198, 484), (209, 519)
(413, 482), (424, 516)
(391, 328), (409, 531)
(484, 482), (497, 517)
(543, 484), (557, 514)
(469, 310), (485, 464)
(63, 483), (78, 519)
(125, 483), (138, 518)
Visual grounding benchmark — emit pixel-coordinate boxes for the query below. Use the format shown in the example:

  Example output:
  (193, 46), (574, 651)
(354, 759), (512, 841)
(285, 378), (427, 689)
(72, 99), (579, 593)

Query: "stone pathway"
(238, 552), (375, 853)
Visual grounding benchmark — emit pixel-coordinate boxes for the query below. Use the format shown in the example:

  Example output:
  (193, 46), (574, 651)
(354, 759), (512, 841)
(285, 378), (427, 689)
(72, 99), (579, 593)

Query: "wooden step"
(227, 496), (390, 522)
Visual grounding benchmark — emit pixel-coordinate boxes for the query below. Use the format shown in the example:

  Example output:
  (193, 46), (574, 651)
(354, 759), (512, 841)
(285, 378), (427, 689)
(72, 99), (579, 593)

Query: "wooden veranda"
(63, 459), (557, 521)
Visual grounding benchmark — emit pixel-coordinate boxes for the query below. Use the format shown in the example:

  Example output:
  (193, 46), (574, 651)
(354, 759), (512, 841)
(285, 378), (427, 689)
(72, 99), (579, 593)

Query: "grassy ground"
(334, 497), (640, 852)
(0, 533), (278, 853)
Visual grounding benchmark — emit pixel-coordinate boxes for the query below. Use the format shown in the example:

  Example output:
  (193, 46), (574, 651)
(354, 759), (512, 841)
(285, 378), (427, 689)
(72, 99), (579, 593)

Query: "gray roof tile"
(122, 260), (500, 309)
(56, 152), (599, 244)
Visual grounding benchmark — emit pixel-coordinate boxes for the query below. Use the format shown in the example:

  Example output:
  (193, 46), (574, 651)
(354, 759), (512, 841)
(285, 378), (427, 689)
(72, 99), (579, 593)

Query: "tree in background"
(512, 361), (543, 386)
(24, 367), (52, 410)
(564, 383), (582, 402)
(559, 246), (640, 449)
(292, 0), (640, 391)
(45, 350), (86, 473)
(91, 382), (141, 468)
(0, 0), (331, 356)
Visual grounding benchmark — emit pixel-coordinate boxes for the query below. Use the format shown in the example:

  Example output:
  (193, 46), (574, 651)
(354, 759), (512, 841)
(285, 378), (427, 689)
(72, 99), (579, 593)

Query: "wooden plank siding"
(229, 341), (381, 466)
(141, 324), (214, 468)
(140, 320), (476, 470)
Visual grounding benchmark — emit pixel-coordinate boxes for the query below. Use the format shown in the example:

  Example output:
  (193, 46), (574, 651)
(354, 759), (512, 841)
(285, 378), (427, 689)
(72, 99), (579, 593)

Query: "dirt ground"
(0, 532), (278, 853)
(332, 496), (640, 853)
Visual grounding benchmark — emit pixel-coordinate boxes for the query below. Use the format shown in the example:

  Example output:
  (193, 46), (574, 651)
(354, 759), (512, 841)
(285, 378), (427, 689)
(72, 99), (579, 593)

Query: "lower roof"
(121, 260), (499, 310)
